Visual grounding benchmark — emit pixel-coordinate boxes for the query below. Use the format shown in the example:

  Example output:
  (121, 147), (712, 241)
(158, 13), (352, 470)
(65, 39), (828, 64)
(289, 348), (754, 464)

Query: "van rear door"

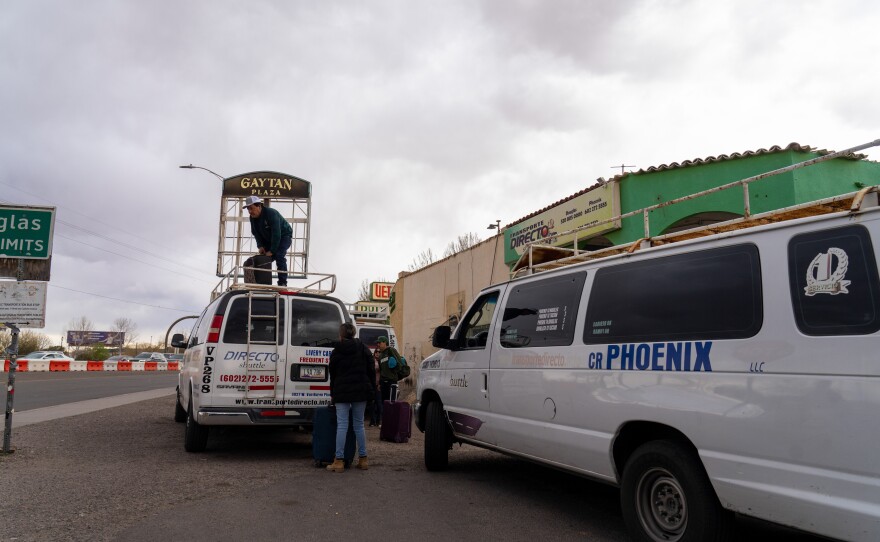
(282, 297), (348, 409)
(211, 293), (285, 405)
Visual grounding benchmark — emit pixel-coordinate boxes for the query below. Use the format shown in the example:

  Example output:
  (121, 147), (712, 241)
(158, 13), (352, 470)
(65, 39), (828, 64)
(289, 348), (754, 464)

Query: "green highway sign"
(0, 205), (56, 260)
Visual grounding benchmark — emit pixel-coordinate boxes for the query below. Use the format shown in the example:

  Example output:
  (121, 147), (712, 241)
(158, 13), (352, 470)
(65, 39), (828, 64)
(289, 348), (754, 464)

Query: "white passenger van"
(171, 273), (349, 452)
(417, 186), (880, 542)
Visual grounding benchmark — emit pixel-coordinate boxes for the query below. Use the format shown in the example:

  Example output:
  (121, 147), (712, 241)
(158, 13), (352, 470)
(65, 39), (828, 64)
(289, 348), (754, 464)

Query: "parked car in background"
(20, 351), (74, 361)
(132, 352), (168, 362)
(165, 354), (184, 362)
(105, 355), (133, 362)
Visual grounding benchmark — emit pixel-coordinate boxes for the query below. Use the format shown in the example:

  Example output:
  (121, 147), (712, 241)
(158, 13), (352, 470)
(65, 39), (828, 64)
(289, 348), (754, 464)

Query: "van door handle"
(483, 372), (488, 393)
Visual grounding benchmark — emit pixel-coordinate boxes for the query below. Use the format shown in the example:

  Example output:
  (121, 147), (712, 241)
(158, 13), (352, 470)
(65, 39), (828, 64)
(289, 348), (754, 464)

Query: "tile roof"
(506, 142), (870, 228)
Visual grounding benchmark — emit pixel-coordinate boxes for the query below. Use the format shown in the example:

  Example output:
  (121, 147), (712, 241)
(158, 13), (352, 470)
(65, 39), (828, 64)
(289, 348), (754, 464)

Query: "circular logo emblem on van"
(805, 247), (851, 296)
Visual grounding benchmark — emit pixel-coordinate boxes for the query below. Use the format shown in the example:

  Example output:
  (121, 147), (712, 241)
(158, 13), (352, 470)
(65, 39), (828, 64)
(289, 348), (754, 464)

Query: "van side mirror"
(170, 333), (187, 349)
(432, 326), (453, 349)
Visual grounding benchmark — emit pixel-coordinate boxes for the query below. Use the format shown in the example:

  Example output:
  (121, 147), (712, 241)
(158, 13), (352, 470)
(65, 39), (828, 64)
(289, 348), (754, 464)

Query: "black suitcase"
(243, 255), (273, 285)
(379, 384), (412, 443)
(312, 406), (357, 467)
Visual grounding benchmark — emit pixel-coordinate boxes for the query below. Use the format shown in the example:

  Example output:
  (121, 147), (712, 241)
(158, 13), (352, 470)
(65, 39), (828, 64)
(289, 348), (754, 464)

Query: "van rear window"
(788, 225), (880, 336)
(290, 299), (343, 347)
(223, 297), (284, 344)
(584, 244), (763, 343)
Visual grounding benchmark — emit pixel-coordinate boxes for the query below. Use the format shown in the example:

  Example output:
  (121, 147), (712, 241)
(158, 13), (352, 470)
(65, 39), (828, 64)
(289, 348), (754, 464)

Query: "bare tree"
(112, 317), (139, 347)
(443, 232), (482, 258)
(16, 330), (52, 355)
(357, 279), (371, 301)
(66, 316), (94, 353)
(407, 248), (436, 271)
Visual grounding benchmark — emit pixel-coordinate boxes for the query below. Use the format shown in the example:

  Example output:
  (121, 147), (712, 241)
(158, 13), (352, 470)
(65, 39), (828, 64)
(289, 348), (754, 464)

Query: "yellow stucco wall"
(390, 233), (507, 373)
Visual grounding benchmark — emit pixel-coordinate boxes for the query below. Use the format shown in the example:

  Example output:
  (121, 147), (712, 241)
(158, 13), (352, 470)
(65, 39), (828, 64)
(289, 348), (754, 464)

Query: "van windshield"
(358, 328), (387, 349)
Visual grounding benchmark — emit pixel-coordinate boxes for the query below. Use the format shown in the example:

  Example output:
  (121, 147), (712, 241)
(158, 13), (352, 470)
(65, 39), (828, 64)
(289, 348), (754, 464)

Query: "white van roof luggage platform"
(211, 268), (337, 300)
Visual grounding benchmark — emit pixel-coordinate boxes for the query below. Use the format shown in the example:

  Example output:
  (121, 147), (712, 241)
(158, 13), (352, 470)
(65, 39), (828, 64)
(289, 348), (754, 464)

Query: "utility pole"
(3, 322), (20, 453)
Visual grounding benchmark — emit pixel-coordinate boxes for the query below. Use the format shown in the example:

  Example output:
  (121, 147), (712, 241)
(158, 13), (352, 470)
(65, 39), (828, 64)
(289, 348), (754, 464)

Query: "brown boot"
(325, 458), (345, 472)
(356, 456), (369, 470)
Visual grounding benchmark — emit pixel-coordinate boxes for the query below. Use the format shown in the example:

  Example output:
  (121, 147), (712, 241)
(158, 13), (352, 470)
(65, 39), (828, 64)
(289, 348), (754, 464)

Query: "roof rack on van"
(513, 137), (880, 277)
(348, 306), (389, 323)
(210, 267), (337, 300)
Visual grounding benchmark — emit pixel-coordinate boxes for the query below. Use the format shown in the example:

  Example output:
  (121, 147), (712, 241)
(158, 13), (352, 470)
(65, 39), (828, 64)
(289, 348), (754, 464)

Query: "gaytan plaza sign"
(222, 171), (311, 199)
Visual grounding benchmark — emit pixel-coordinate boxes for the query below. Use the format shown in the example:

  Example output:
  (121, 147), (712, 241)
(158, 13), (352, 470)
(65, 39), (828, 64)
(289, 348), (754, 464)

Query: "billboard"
(504, 182), (621, 264)
(66, 331), (125, 347)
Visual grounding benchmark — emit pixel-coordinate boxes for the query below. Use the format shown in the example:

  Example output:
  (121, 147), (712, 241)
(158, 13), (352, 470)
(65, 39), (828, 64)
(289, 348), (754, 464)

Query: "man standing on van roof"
(376, 336), (402, 406)
(244, 195), (293, 287)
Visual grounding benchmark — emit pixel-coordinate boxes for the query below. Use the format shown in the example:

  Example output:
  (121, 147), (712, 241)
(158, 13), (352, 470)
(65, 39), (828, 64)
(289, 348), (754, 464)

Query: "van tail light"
(207, 315), (224, 344)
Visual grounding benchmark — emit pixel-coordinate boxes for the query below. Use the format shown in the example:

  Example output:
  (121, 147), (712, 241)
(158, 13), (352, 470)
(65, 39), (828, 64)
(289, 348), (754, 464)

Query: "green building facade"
(505, 143), (880, 264)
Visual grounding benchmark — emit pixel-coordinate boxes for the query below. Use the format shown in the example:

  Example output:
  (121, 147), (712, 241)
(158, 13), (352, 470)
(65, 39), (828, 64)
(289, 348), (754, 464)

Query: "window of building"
(788, 225), (880, 336)
(501, 272), (587, 348)
(584, 244), (763, 343)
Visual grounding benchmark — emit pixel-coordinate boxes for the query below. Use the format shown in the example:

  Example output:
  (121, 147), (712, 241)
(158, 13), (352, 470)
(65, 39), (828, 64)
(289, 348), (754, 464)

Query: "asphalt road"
(0, 393), (832, 542)
(0, 371), (178, 410)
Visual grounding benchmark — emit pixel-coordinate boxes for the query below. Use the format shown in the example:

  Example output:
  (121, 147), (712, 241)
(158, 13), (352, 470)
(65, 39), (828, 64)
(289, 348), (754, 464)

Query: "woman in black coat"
(326, 323), (376, 472)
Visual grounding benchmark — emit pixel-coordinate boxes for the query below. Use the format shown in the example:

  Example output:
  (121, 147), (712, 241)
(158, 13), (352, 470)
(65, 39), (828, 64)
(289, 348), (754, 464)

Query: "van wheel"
(184, 396), (209, 453)
(174, 387), (187, 423)
(424, 401), (450, 471)
(620, 440), (734, 542)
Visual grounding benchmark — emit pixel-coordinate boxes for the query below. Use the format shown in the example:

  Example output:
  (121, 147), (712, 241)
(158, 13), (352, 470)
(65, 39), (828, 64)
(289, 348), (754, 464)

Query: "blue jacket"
(249, 206), (293, 254)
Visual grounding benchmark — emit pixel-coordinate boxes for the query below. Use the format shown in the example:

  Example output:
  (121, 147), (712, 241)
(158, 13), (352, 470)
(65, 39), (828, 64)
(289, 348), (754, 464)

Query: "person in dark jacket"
(326, 323), (376, 472)
(244, 195), (294, 286)
(376, 336), (402, 404)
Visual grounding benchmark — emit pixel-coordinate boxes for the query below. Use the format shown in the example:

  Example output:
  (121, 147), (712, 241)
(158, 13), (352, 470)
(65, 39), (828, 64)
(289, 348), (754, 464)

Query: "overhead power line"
(50, 284), (198, 313)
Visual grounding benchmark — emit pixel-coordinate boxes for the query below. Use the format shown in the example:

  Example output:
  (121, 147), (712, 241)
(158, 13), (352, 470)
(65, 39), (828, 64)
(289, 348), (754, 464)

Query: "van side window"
(290, 299), (343, 347)
(188, 307), (210, 347)
(501, 272), (587, 348)
(223, 297), (285, 345)
(788, 225), (880, 335)
(457, 292), (499, 350)
(584, 244), (763, 343)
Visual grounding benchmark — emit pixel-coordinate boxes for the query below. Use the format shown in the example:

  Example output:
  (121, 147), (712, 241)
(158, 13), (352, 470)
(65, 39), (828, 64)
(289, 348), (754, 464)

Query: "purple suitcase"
(380, 385), (412, 443)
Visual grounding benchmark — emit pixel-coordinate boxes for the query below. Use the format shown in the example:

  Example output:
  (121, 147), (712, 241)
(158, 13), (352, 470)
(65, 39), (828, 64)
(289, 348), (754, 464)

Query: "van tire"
(424, 401), (450, 471)
(184, 396), (209, 453)
(174, 387), (187, 423)
(620, 440), (734, 542)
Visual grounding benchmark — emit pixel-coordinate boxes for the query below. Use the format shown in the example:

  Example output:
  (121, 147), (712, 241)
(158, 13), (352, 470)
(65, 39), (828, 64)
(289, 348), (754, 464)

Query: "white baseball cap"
(243, 195), (263, 208)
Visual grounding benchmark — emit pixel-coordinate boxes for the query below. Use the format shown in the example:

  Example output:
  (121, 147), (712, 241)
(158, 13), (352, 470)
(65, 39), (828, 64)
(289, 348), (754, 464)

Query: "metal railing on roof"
(513, 137), (880, 276)
(210, 266), (336, 300)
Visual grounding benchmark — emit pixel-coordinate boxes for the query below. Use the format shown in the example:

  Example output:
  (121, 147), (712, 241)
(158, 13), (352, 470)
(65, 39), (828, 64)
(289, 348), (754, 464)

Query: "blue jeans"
(334, 401), (367, 459)
(274, 235), (292, 285)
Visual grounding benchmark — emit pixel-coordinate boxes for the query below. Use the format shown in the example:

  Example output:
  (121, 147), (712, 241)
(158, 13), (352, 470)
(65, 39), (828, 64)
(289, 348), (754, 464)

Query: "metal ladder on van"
(243, 290), (282, 401)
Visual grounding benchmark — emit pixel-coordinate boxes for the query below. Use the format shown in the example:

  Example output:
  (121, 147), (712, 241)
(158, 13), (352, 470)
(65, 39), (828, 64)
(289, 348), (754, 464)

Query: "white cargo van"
(417, 186), (880, 541)
(172, 275), (350, 453)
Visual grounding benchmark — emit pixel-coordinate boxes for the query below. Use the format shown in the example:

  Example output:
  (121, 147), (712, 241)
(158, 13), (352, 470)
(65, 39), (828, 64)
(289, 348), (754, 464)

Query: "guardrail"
(3, 360), (181, 372)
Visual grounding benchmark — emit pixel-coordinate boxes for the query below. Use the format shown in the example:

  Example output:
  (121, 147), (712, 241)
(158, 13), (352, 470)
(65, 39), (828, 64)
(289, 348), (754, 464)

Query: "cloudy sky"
(2, 0), (879, 348)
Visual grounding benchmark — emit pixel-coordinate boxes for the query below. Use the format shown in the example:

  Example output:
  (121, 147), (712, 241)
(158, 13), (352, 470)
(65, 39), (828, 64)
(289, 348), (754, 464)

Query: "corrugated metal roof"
(506, 142), (870, 229)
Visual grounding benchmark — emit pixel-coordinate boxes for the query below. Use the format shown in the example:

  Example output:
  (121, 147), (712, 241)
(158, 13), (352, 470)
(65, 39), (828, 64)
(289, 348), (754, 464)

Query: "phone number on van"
(219, 374), (280, 383)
